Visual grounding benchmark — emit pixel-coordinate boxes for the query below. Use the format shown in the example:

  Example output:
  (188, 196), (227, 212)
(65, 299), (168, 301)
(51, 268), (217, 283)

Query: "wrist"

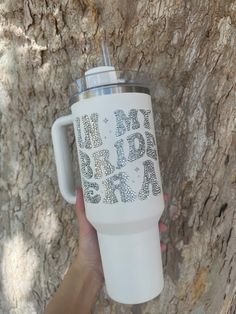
(73, 255), (103, 294)
(44, 256), (103, 314)
(74, 254), (104, 286)
(79, 263), (104, 290)
(74, 262), (103, 313)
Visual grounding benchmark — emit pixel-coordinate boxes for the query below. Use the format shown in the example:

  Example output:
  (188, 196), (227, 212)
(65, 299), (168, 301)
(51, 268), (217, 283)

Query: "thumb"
(76, 188), (85, 221)
(76, 188), (93, 237)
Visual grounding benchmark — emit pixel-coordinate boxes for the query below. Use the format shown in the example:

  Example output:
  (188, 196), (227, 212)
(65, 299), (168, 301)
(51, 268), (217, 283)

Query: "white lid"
(68, 68), (150, 105)
(97, 227), (164, 304)
(85, 66), (118, 89)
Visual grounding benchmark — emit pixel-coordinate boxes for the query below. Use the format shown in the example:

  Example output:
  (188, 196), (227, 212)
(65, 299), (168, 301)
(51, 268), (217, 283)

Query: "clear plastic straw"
(101, 41), (112, 66)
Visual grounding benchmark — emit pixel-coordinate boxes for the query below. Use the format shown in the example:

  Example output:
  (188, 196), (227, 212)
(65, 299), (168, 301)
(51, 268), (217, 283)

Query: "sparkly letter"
(145, 131), (157, 160)
(93, 149), (115, 179)
(115, 109), (140, 137)
(114, 139), (127, 169)
(127, 132), (145, 162)
(140, 109), (151, 129)
(75, 113), (102, 149)
(79, 151), (93, 179)
(75, 117), (84, 148)
(103, 172), (136, 203)
(82, 179), (101, 204)
(138, 160), (161, 200)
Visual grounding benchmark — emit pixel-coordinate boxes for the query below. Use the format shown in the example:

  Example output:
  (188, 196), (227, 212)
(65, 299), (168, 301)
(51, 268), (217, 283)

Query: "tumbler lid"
(69, 41), (151, 105)
(84, 65), (118, 89)
(69, 41), (151, 104)
(68, 68), (151, 105)
(97, 227), (164, 304)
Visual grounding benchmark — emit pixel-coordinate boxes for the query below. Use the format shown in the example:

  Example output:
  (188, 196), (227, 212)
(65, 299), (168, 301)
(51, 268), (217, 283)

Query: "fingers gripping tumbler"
(52, 61), (165, 304)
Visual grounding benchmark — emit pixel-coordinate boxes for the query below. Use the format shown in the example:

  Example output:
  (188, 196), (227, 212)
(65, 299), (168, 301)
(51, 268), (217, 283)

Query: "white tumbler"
(51, 66), (165, 304)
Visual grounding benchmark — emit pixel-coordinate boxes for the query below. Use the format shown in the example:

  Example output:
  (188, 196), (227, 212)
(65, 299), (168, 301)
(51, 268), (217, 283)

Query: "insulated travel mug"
(52, 65), (165, 304)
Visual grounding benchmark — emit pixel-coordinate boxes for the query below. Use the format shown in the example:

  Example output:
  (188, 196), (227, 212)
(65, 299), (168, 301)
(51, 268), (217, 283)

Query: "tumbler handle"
(51, 114), (76, 204)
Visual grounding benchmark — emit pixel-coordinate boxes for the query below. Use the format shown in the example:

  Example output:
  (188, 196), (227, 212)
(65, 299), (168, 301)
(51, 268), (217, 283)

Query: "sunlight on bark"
(1, 234), (38, 313)
(32, 207), (60, 246)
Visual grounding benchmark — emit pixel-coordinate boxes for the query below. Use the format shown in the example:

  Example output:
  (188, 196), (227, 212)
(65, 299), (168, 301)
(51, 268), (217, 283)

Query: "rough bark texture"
(0, 0), (236, 313)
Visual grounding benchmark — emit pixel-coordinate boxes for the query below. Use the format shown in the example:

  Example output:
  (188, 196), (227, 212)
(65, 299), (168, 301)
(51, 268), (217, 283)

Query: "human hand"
(76, 188), (104, 285)
(75, 188), (168, 286)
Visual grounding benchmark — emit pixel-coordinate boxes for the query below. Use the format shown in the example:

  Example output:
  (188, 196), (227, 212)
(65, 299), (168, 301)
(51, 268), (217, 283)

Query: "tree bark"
(0, 0), (235, 313)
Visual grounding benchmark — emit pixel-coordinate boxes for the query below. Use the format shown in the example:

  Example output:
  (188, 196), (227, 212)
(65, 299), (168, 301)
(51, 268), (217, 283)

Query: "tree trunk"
(0, 0), (235, 313)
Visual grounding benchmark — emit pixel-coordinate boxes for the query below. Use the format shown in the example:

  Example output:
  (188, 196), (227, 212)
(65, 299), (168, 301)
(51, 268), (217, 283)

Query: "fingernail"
(159, 222), (168, 232)
(161, 243), (167, 252)
(164, 194), (170, 202)
(76, 188), (82, 202)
